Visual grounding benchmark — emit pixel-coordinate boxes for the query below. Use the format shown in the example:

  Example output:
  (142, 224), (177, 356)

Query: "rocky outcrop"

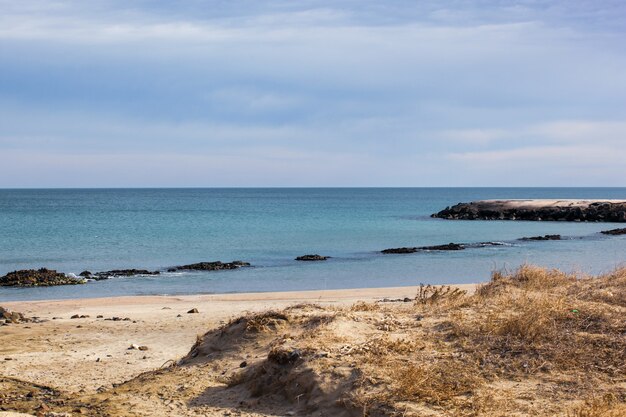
(295, 254), (329, 261)
(84, 269), (160, 280)
(601, 228), (626, 236)
(519, 235), (561, 241)
(168, 261), (251, 272)
(0, 268), (86, 287)
(382, 243), (465, 254)
(433, 200), (626, 222)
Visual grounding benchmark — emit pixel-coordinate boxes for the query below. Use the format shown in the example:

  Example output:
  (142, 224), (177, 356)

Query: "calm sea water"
(1, 188), (625, 301)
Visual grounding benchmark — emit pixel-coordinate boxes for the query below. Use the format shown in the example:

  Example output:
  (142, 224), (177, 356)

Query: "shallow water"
(1, 188), (625, 301)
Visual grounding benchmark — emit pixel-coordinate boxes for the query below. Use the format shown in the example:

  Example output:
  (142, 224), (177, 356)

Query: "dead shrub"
(416, 284), (466, 306)
(350, 301), (381, 312)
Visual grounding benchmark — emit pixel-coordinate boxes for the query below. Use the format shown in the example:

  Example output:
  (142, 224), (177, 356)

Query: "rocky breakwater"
(0, 268), (86, 287)
(432, 200), (626, 222)
(167, 261), (251, 272)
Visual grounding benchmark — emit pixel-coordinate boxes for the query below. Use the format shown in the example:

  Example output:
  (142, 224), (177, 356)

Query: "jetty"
(432, 199), (626, 222)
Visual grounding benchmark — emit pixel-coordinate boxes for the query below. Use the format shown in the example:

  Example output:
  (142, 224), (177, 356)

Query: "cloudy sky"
(1, 0), (625, 187)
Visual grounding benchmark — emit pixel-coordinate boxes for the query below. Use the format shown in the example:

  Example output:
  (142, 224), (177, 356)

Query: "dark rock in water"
(601, 228), (626, 236)
(419, 243), (465, 251)
(79, 270), (92, 277)
(92, 269), (160, 280)
(519, 235), (561, 241)
(432, 200), (626, 222)
(381, 247), (419, 254)
(295, 254), (329, 261)
(0, 268), (86, 287)
(382, 243), (464, 254)
(168, 261), (251, 272)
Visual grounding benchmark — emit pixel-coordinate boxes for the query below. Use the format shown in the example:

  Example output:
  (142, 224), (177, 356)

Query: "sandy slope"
(0, 286), (473, 394)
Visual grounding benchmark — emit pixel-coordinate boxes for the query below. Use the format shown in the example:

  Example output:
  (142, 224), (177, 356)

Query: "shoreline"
(1, 283), (478, 310)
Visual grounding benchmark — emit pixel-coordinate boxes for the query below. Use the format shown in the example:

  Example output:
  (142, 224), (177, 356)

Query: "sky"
(1, 0), (625, 187)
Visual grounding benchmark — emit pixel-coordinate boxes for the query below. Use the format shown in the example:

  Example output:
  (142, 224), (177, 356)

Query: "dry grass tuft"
(478, 264), (577, 296)
(390, 358), (483, 405)
(416, 284), (467, 306)
(350, 301), (381, 312)
(244, 310), (289, 332)
(568, 394), (626, 417)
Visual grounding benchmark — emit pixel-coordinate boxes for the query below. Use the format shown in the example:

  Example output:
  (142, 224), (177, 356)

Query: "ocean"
(1, 188), (625, 301)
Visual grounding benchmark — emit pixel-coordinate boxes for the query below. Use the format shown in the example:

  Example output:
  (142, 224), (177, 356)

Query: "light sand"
(0, 285), (475, 393)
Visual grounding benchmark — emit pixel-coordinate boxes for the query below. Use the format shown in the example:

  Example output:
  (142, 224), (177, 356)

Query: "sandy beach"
(1, 286), (475, 394)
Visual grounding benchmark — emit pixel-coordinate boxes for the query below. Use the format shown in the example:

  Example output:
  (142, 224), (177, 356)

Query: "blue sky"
(1, 0), (625, 187)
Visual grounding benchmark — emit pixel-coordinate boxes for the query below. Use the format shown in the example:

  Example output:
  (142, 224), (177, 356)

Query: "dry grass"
(243, 310), (289, 332)
(568, 394), (626, 417)
(416, 284), (467, 305)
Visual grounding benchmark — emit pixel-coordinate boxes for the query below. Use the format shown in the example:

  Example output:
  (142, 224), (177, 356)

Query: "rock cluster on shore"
(0, 306), (31, 325)
(433, 200), (626, 222)
(0, 261), (252, 287)
(167, 261), (251, 272)
(0, 268), (86, 287)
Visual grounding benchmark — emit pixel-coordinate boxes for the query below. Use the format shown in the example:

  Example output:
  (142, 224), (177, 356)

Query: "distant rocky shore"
(433, 200), (626, 222)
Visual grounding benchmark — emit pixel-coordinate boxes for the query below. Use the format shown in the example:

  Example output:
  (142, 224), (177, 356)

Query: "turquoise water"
(1, 188), (625, 301)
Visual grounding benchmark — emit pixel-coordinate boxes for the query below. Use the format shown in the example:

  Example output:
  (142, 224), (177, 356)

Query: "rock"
(138, 346), (149, 351)
(295, 254), (329, 261)
(79, 270), (92, 277)
(91, 269), (160, 280)
(168, 261), (251, 272)
(239, 361), (247, 368)
(71, 314), (80, 319)
(519, 234), (561, 241)
(0, 306), (29, 324)
(601, 228), (626, 236)
(382, 243), (464, 254)
(381, 247), (419, 254)
(187, 308), (199, 314)
(0, 268), (86, 287)
(433, 200), (626, 222)
(419, 243), (465, 251)
(129, 344), (140, 350)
